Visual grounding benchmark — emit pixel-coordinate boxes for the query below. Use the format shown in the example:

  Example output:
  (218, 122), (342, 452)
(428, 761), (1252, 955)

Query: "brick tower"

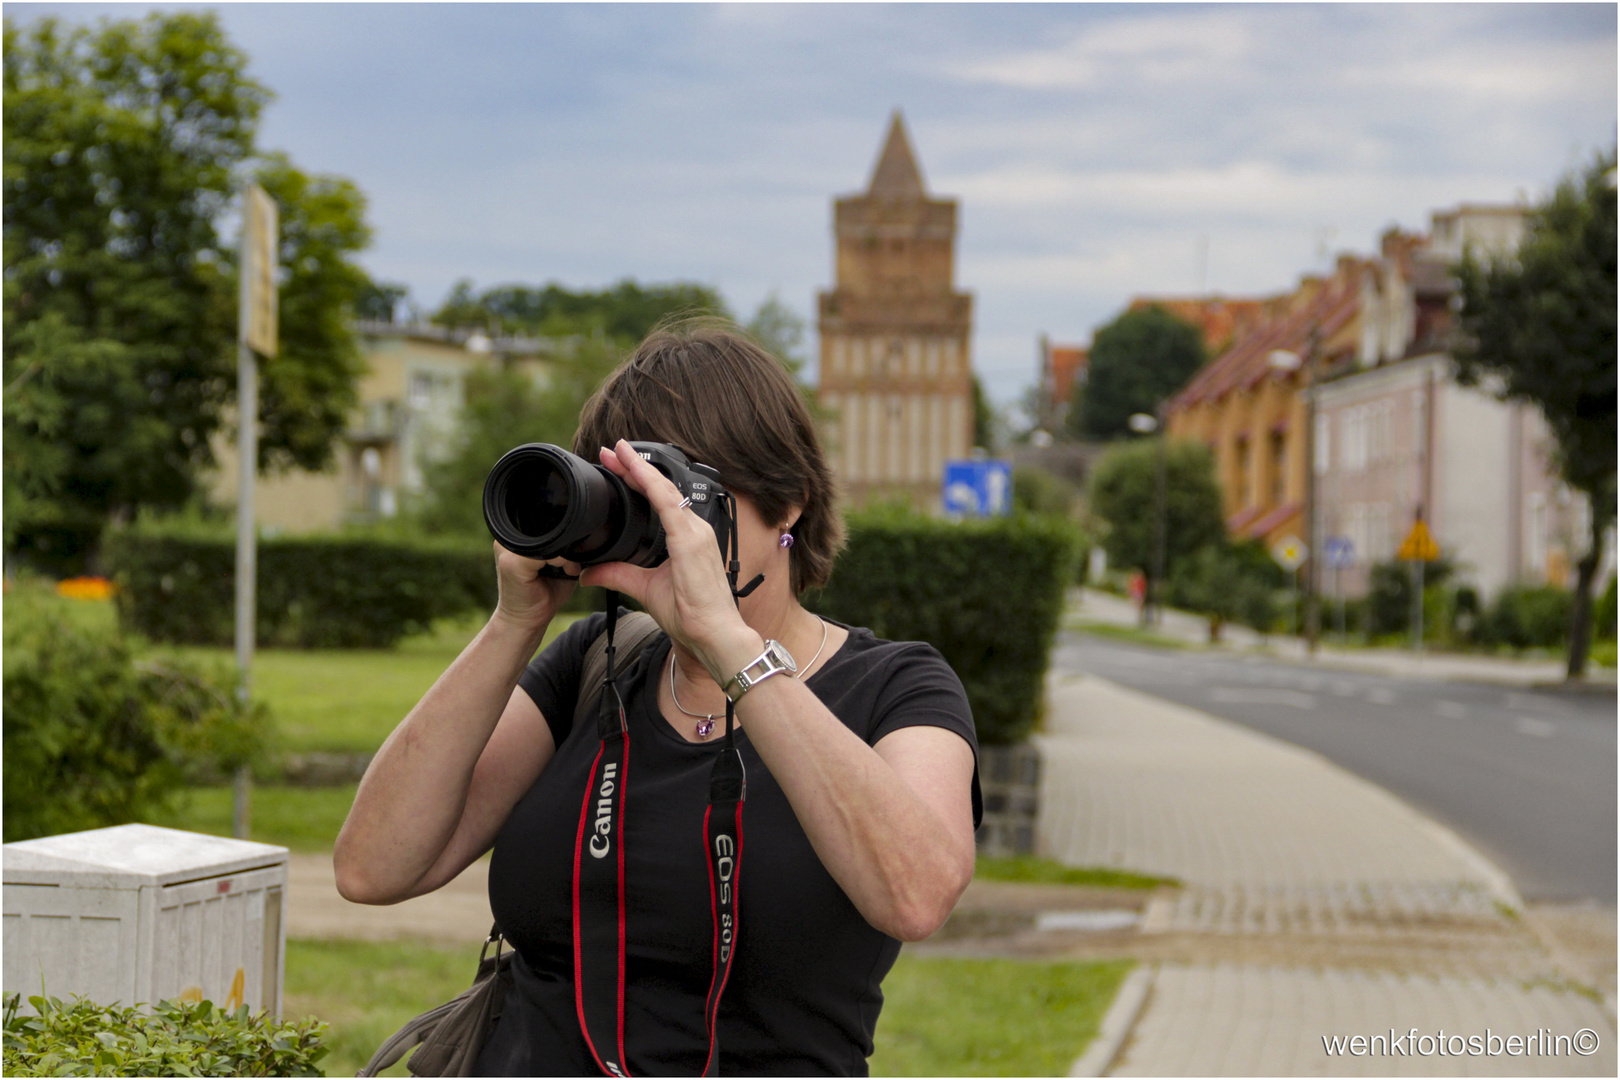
(817, 112), (974, 510)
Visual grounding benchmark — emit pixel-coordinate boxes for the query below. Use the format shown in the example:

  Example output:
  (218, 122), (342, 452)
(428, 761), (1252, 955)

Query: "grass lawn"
(282, 939), (1132, 1079)
(284, 938), (474, 1078)
(1065, 618), (1198, 651)
(148, 784), (359, 852)
(154, 611), (583, 756)
(5, 582), (582, 756)
(975, 855), (1178, 890)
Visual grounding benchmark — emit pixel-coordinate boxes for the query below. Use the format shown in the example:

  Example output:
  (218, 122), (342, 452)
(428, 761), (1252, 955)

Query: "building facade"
(817, 113), (974, 510)
(1168, 203), (1597, 600)
(208, 323), (554, 533)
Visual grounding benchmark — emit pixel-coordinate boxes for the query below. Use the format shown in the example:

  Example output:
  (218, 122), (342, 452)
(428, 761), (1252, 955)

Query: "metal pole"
(1303, 353), (1320, 654)
(1151, 409), (1168, 628)
(1411, 558), (1425, 655)
(233, 238), (258, 841)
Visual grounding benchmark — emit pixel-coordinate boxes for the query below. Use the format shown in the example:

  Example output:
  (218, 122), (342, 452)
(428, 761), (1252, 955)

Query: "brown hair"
(573, 318), (844, 594)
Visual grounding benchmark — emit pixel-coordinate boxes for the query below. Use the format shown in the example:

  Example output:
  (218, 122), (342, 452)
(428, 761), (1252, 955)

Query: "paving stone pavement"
(1039, 672), (1616, 1076)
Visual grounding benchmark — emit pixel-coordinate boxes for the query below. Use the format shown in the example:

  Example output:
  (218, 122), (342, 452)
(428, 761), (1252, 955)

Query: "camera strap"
(573, 589), (748, 1078)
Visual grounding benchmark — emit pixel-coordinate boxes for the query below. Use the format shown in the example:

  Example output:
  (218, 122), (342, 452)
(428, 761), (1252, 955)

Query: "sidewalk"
(1038, 671), (1615, 1076)
(1071, 588), (1617, 690)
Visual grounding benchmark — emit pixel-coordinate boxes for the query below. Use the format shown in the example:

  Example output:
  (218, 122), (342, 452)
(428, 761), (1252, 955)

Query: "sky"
(9, 3), (1617, 417)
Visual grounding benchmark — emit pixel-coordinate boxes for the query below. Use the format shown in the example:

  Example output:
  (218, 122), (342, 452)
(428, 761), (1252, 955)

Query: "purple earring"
(778, 532), (795, 549)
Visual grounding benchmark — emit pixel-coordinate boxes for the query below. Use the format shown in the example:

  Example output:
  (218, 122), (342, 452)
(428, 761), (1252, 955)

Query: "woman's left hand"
(578, 440), (760, 682)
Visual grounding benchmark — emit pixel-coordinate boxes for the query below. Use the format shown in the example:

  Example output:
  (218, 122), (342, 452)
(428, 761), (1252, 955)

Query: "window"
(408, 373), (433, 410)
(1314, 412), (1331, 475)
(1270, 431), (1288, 506)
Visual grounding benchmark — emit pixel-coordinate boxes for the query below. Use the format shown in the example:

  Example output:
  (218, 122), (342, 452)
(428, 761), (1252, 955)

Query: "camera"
(483, 441), (729, 567)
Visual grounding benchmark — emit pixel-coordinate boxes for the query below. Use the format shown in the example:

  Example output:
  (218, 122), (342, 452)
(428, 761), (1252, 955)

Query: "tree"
(1454, 150), (1617, 677)
(1073, 306), (1206, 440)
(431, 278), (730, 342)
(1087, 439), (1225, 579)
(2, 12), (373, 573)
(744, 293), (808, 379)
(414, 338), (624, 536)
(252, 153), (371, 476)
(971, 375), (996, 450)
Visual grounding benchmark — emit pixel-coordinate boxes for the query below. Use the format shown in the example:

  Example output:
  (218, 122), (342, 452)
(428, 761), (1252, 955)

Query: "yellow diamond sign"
(1270, 534), (1308, 572)
(1397, 518), (1440, 562)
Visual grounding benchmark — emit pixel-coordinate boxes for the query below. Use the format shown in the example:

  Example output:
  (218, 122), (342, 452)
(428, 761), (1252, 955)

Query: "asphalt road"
(1053, 632), (1618, 905)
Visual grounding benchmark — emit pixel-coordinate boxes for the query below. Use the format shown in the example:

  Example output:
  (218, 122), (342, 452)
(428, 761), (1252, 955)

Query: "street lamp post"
(1267, 337), (1321, 654)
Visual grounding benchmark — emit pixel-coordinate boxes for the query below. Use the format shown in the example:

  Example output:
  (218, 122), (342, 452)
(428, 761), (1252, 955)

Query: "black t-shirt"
(476, 612), (982, 1077)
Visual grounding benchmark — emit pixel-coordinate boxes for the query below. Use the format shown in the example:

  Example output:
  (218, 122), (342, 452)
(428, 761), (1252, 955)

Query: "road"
(1052, 632), (1618, 905)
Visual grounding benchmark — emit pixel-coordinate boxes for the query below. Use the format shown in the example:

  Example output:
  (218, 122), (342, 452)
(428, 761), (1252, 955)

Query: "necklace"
(669, 617), (830, 738)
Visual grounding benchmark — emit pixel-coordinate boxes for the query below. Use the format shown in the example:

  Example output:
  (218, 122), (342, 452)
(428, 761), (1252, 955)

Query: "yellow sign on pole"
(242, 184), (278, 358)
(1397, 518), (1440, 562)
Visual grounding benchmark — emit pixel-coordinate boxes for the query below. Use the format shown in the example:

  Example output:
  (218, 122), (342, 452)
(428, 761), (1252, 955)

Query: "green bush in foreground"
(2, 993), (327, 1077)
(3, 612), (267, 842)
(811, 508), (1080, 745)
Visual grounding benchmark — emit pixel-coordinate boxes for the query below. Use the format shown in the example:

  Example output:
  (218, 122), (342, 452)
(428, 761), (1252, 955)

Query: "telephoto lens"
(482, 442), (728, 567)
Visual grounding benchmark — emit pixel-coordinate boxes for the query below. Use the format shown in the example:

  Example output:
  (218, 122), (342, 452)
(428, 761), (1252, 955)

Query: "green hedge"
(1483, 584), (1572, 650)
(3, 993), (326, 1077)
(105, 528), (499, 649)
(809, 509), (1080, 745)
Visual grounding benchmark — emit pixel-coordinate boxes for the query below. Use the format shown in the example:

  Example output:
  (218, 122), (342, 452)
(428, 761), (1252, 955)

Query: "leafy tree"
(355, 279), (410, 323)
(431, 278), (729, 342)
(1454, 150), (1617, 677)
(1012, 464), (1077, 518)
(3, 12), (266, 571)
(971, 375), (996, 450)
(1169, 539), (1285, 639)
(414, 340), (623, 536)
(1072, 306), (1206, 440)
(252, 152), (371, 476)
(2, 12), (373, 573)
(1087, 439), (1225, 580)
(744, 293), (808, 379)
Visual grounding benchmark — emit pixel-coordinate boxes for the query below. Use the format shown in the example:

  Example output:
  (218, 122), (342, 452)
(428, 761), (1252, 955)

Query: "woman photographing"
(335, 321), (981, 1076)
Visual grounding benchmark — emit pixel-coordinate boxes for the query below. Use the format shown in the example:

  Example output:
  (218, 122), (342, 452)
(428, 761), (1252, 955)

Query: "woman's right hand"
(493, 542), (580, 632)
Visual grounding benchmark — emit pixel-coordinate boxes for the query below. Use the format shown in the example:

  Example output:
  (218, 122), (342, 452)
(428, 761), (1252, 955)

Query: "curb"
(1068, 963), (1154, 1077)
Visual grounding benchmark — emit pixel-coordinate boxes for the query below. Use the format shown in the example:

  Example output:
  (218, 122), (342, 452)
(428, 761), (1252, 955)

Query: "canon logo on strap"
(588, 763), (618, 858)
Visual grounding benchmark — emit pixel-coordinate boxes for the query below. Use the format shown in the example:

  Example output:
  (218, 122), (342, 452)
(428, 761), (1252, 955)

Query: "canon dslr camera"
(483, 442), (729, 568)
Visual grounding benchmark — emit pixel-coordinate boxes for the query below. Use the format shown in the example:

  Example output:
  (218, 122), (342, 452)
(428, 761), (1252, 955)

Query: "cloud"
(951, 8), (1255, 90)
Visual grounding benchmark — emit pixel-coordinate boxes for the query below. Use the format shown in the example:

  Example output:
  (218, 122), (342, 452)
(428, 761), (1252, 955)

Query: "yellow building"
(208, 324), (553, 533)
(817, 112), (975, 510)
(1167, 258), (1365, 548)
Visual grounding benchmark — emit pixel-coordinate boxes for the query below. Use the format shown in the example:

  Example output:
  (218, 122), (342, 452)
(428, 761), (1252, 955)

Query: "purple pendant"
(696, 717), (715, 738)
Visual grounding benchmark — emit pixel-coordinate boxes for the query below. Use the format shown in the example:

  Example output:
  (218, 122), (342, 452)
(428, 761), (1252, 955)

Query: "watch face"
(765, 639), (798, 674)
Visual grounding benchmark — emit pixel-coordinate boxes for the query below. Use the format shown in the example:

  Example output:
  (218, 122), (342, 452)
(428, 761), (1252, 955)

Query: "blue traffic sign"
(943, 459), (1012, 517)
(1323, 535), (1355, 568)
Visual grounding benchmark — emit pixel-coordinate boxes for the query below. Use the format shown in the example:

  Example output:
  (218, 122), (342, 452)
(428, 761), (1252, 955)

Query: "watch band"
(723, 639), (796, 703)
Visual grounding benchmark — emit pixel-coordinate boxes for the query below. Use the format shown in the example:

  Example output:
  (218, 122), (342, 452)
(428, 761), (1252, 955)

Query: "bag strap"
(572, 502), (751, 1077)
(574, 611), (661, 734)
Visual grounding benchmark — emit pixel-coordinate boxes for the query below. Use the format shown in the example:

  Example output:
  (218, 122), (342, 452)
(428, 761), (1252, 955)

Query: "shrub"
(1011, 464), (1078, 518)
(1363, 557), (1458, 638)
(1482, 585), (1572, 650)
(808, 508), (1080, 745)
(1087, 439), (1225, 581)
(105, 524), (500, 648)
(2, 613), (267, 842)
(3, 993), (327, 1077)
(1168, 539), (1284, 637)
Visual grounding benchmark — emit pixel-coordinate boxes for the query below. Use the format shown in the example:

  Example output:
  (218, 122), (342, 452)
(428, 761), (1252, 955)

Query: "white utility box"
(3, 824), (288, 1016)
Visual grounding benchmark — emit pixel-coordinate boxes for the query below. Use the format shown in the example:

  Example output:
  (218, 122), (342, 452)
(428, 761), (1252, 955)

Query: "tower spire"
(867, 110), (926, 198)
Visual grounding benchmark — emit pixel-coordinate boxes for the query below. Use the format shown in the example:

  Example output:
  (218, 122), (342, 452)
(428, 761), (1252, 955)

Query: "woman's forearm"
(724, 646), (976, 941)
(334, 612), (549, 903)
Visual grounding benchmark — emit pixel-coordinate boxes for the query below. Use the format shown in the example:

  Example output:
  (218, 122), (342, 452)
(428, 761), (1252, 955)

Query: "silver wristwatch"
(722, 639), (797, 703)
